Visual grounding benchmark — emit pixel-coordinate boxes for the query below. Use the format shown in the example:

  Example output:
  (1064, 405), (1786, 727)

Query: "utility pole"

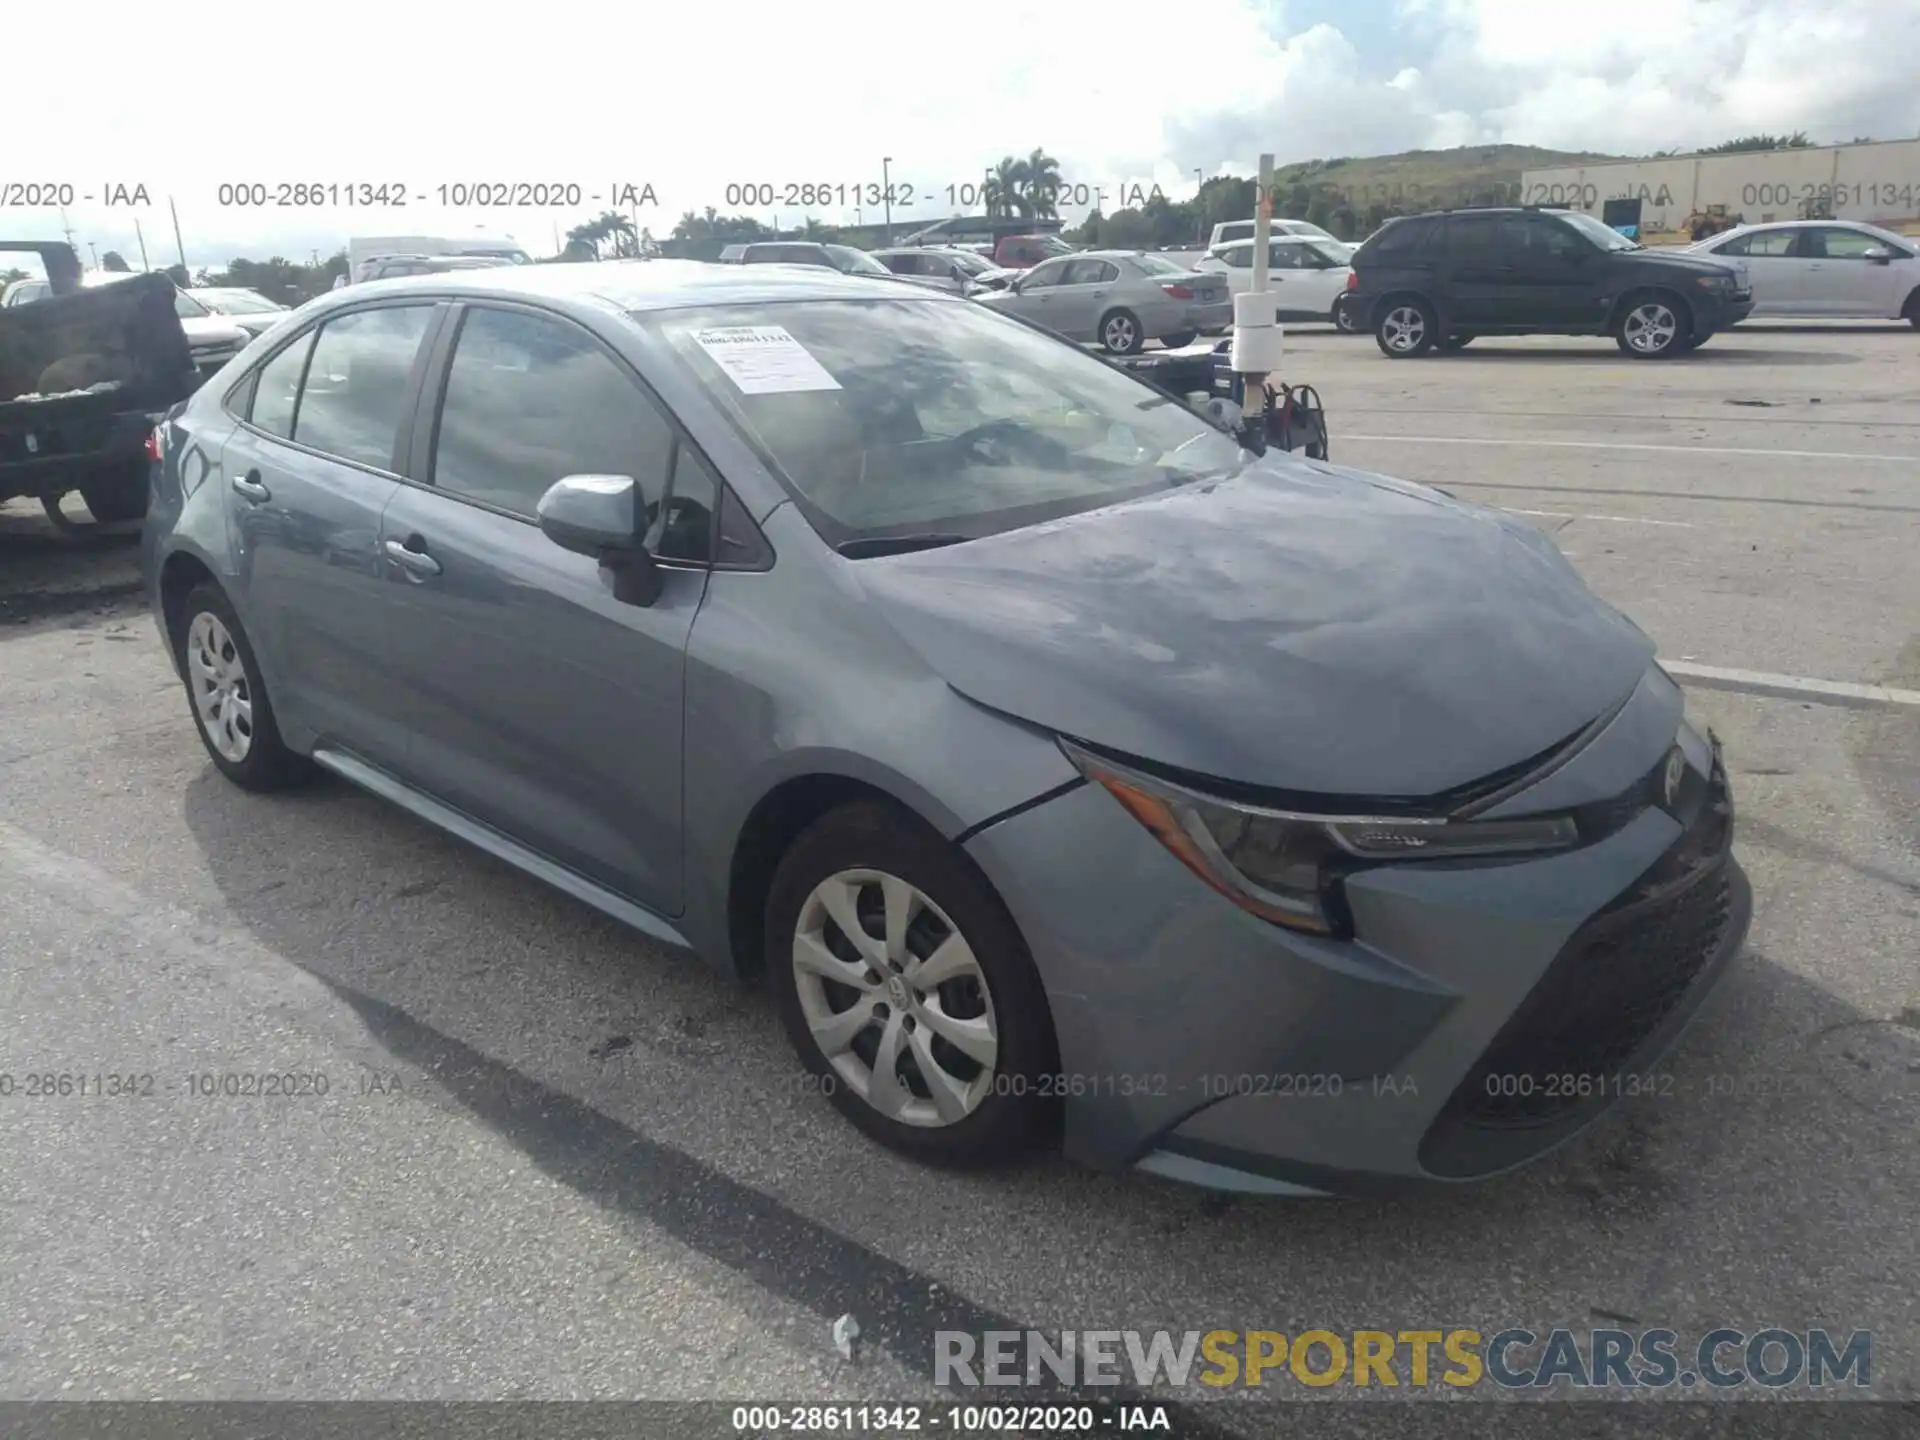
(882, 157), (893, 245)
(135, 218), (150, 271)
(88, 242), (99, 268)
(1194, 167), (1204, 243)
(169, 195), (187, 272)
(59, 205), (76, 249)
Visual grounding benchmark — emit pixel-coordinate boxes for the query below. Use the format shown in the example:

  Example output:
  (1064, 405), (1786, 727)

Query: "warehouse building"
(1520, 138), (1920, 242)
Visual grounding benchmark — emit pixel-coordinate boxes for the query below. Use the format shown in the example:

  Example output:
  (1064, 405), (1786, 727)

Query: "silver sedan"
(973, 250), (1232, 353)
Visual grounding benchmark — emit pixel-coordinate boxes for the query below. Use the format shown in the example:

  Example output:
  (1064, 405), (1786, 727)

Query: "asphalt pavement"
(1, 322), (1915, 1433)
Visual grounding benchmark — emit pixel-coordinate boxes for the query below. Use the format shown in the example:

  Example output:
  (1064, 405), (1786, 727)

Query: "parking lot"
(1, 321), (1915, 1431)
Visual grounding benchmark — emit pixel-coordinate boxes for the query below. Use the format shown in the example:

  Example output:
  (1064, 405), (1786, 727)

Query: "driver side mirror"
(1863, 246), (1894, 265)
(537, 474), (662, 606)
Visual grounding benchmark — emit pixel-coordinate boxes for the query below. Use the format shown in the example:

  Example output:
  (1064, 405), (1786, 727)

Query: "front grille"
(1443, 761), (1736, 1129)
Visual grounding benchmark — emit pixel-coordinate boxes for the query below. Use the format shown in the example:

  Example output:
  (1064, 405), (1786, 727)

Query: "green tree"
(982, 157), (1024, 218)
(1020, 148), (1063, 219)
(1698, 132), (1813, 154)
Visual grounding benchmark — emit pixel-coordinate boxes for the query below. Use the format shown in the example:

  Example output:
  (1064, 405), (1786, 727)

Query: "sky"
(5, 0), (1918, 273)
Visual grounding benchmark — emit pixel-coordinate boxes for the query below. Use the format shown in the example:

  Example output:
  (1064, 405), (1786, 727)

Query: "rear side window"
(292, 306), (435, 470)
(1365, 216), (1436, 256)
(430, 306), (676, 521)
(248, 333), (313, 438)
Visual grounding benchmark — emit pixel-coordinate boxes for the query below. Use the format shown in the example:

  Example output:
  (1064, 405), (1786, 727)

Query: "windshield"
(198, 289), (284, 315)
(641, 299), (1247, 547)
(1554, 210), (1642, 251)
(824, 245), (892, 277)
(951, 251), (996, 274)
(1033, 235), (1074, 256)
(1306, 240), (1354, 266)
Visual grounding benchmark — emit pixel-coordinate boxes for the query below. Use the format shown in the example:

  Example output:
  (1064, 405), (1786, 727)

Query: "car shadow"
(181, 763), (1918, 1413)
(1415, 345), (1861, 365)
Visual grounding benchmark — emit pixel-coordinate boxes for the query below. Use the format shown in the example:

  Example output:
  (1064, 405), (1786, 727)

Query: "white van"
(346, 234), (533, 282)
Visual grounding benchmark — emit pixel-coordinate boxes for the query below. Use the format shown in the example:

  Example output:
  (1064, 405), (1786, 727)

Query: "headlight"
(1062, 741), (1579, 936)
(1694, 273), (1731, 290)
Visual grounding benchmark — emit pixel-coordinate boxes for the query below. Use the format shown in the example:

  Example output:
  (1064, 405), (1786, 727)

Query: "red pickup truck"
(992, 233), (1075, 268)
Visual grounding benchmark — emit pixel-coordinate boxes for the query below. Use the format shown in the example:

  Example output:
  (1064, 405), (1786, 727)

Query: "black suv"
(1350, 207), (1753, 359)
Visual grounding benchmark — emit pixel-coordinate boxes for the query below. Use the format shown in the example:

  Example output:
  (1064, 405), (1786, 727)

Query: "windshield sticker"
(693, 326), (842, 394)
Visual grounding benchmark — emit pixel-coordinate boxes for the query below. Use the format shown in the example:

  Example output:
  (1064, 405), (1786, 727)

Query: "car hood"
(1616, 247), (1739, 277)
(854, 456), (1655, 800)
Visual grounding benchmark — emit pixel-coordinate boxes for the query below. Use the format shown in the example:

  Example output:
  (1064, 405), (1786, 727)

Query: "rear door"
(1437, 212), (1509, 328)
(222, 301), (442, 766)
(1708, 228), (1806, 314)
(375, 301), (711, 913)
(1050, 258), (1119, 337)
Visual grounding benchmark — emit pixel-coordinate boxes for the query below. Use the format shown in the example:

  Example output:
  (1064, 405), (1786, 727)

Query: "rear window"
(1361, 216), (1437, 257)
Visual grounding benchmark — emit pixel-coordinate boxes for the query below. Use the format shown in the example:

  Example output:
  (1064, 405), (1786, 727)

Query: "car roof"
(313, 258), (954, 314)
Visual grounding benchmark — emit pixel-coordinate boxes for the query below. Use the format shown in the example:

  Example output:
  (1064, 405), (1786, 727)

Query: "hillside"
(1266, 144), (1628, 209)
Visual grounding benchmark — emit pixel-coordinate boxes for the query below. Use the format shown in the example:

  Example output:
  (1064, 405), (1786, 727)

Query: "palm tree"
(983, 157), (1025, 219)
(1020, 148), (1063, 219)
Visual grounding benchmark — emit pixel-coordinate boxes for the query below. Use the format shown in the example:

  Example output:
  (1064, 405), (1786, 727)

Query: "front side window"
(1021, 259), (1070, 289)
(431, 306), (676, 521)
(642, 299), (1247, 549)
(291, 305), (435, 469)
(1810, 228), (1890, 259)
(248, 332), (314, 439)
(1552, 210), (1639, 252)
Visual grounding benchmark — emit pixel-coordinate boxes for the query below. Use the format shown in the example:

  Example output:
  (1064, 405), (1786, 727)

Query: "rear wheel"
(1375, 298), (1436, 358)
(79, 459), (149, 524)
(174, 583), (312, 792)
(1615, 292), (1691, 359)
(1331, 296), (1362, 334)
(1099, 308), (1144, 355)
(767, 801), (1060, 1167)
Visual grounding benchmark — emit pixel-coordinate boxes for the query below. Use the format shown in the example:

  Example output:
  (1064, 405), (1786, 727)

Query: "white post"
(1234, 153), (1282, 428)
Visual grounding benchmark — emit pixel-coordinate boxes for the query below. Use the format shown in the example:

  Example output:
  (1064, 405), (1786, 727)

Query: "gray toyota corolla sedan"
(141, 260), (1750, 1195)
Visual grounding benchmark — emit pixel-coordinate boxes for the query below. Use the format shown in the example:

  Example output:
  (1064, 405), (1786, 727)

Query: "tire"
(766, 800), (1060, 1167)
(1615, 292), (1691, 359)
(1437, 334), (1475, 352)
(1159, 330), (1198, 350)
(174, 583), (313, 792)
(1375, 297), (1437, 357)
(79, 460), (150, 524)
(1331, 296), (1362, 334)
(1904, 289), (1920, 327)
(1099, 308), (1144, 355)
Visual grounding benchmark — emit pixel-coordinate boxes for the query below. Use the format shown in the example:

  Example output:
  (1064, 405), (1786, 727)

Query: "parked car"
(1, 243), (198, 525)
(353, 254), (514, 284)
(178, 287), (290, 338)
(872, 246), (998, 294)
(142, 259), (1750, 1192)
(1209, 218), (1338, 250)
(991, 233), (1076, 269)
(59, 271), (252, 377)
(1195, 236), (1362, 332)
(973, 250), (1231, 353)
(1350, 207), (1752, 359)
(718, 242), (932, 286)
(1685, 221), (1920, 323)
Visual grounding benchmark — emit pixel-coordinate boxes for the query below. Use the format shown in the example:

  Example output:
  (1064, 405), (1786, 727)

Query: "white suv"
(1689, 222), (1920, 323)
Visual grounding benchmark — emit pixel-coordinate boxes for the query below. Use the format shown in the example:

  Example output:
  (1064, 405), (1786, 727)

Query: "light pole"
(1194, 167), (1204, 244)
(882, 157), (893, 245)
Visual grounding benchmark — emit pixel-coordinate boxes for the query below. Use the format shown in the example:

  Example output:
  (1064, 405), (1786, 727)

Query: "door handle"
(231, 470), (270, 503)
(383, 536), (442, 578)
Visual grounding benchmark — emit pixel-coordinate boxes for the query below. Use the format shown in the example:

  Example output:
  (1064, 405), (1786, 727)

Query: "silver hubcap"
(186, 611), (254, 763)
(1335, 300), (1357, 332)
(1382, 306), (1426, 351)
(1624, 302), (1678, 353)
(1104, 316), (1135, 350)
(792, 868), (998, 1128)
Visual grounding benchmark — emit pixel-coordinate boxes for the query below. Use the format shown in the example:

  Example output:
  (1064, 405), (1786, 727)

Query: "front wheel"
(1159, 331), (1198, 350)
(1099, 308), (1144, 355)
(1616, 294), (1691, 359)
(767, 801), (1060, 1167)
(1375, 298), (1436, 357)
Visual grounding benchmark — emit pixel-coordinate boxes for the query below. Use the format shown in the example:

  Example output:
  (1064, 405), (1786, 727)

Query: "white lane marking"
(1349, 433), (1920, 464)
(1664, 662), (1920, 712)
(1501, 507), (1694, 528)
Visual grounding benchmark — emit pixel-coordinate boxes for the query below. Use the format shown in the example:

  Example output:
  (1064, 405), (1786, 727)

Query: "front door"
(224, 301), (441, 768)
(376, 302), (708, 914)
(1003, 258), (1074, 338)
(1801, 227), (1906, 316)
(1503, 214), (1605, 329)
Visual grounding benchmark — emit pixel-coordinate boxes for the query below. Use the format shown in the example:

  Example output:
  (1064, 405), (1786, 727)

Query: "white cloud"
(3, 0), (1916, 267)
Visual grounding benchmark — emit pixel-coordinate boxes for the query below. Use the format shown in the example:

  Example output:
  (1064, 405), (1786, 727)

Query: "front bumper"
(962, 667), (1751, 1193)
(1696, 291), (1754, 331)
